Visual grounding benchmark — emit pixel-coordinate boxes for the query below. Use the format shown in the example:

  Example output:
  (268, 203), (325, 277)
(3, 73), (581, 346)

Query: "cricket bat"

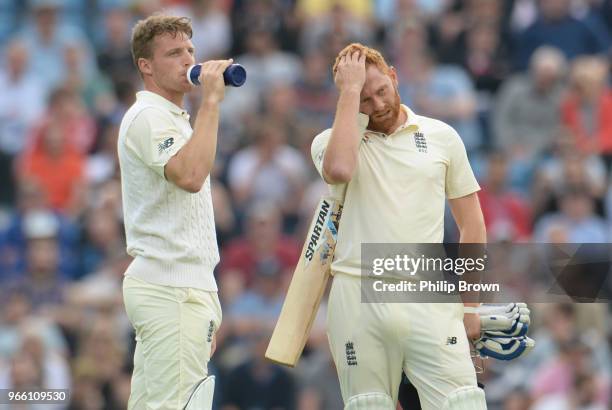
(265, 194), (344, 367)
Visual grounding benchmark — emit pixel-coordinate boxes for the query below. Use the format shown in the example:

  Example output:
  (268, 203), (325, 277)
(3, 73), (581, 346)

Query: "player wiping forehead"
(311, 43), (488, 409)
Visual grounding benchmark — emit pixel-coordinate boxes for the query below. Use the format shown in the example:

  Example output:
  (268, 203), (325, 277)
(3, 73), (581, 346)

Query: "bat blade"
(265, 196), (343, 367)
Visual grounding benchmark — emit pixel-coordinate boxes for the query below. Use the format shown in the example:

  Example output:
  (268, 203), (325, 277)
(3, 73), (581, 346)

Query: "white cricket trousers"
(327, 273), (477, 409)
(123, 275), (222, 410)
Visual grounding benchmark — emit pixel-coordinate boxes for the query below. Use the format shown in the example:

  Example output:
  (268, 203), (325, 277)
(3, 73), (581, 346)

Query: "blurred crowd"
(0, 0), (610, 409)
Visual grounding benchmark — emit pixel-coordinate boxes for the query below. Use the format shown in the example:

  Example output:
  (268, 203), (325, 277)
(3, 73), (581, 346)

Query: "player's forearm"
(169, 101), (220, 191)
(458, 223), (486, 244)
(459, 219), (486, 309)
(323, 89), (361, 183)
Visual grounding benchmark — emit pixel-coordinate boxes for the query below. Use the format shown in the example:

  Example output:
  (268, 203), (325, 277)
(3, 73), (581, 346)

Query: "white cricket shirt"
(118, 91), (219, 290)
(311, 105), (480, 277)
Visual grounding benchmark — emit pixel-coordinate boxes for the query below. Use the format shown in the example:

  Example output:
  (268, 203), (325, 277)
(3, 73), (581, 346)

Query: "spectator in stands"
(86, 120), (119, 185)
(534, 188), (608, 243)
(514, 0), (609, 70)
(78, 206), (124, 278)
(561, 56), (612, 169)
(227, 121), (308, 218)
(225, 258), (285, 339)
(300, 3), (373, 56)
(9, 210), (67, 310)
(221, 331), (296, 410)
(531, 339), (609, 408)
(62, 40), (116, 117)
(16, 326), (71, 390)
(236, 28), (301, 95)
(493, 46), (566, 161)
(18, 116), (86, 216)
(26, 87), (96, 155)
(463, 20), (510, 147)
(96, 7), (135, 87)
(168, 0), (232, 61)
(463, 21), (509, 98)
(294, 51), (337, 128)
(72, 317), (128, 409)
(532, 371), (608, 410)
(533, 131), (607, 220)
(0, 38), (46, 158)
(297, 350), (343, 410)
(219, 201), (300, 287)
(398, 50), (483, 152)
(18, 0), (94, 92)
(478, 151), (532, 241)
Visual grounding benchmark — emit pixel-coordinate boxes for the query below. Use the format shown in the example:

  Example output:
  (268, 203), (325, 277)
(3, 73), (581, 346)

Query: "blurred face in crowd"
(7, 40), (29, 78)
(246, 30), (275, 56)
(539, 0), (570, 20)
(139, 32), (195, 95)
(27, 237), (59, 275)
(487, 153), (508, 190)
(561, 193), (593, 221)
(86, 208), (120, 247)
(2, 293), (31, 324)
(42, 122), (66, 156)
(533, 67), (558, 91)
(466, 0), (501, 22)
(247, 208), (281, 247)
(303, 52), (329, 86)
(575, 374), (598, 406)
(360, 64), (402, 134)
(256, 124), (285, 158)
(532, 55), (563, 91)
(17, 181), (46, 212)
(467, 23), (498, 54)
(571, 57), (608, 102)
(105, 8), (130, 46)
(10, 352), (41, 389)
(34, 6), (57, 38)
(545, 304), (575, 343)
(64, 42), (84, 73)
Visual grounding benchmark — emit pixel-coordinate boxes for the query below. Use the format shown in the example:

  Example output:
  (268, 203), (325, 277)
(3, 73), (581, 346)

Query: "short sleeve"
(125, 107), (187, 178)
(310, 129), (332, 180)
(445, 127), (480, 199)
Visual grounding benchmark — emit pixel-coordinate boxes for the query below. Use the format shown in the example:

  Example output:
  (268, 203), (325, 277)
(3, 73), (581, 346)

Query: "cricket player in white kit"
(311, 43), (488, 409)
(118, 15), (233, 410)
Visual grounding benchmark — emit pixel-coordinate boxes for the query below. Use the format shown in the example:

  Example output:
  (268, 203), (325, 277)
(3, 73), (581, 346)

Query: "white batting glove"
(479, 303), (530, 337)
(474, 336), (535, 361)
(473, 303), (535, 361)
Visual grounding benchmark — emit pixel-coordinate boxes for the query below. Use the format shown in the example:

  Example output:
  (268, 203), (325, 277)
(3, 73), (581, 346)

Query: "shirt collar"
(360, 104), (420, 138)
(136, 91), (189, 118)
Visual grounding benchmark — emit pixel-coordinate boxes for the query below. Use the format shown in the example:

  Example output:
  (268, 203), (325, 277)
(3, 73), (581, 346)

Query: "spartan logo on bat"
(158, 137), (175, 153)
(305, 200), (331, 261)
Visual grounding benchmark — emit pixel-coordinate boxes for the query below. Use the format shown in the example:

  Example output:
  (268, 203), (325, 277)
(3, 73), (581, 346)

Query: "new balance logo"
(446, 337), (457, 345)
(158, 137), (175, 153)
(345, 341), (358, 366)
(414, 132), (427, 153)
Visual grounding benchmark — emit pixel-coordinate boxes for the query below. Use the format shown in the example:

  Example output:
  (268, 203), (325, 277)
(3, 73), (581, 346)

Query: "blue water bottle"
(187, 63), (247, 87)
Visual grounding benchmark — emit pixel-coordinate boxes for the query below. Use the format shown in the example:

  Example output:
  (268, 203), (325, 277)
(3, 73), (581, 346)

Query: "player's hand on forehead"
(334, 48), (366, 93)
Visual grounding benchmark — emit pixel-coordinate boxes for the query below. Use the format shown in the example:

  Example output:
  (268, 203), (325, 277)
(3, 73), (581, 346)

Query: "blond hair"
(131, 15), (192, 69)
(332, 43), (391, 76)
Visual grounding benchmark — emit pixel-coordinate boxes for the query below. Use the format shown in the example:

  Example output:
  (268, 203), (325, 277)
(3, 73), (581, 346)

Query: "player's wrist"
(200, 98), (221, 109)
(463, 306), (480, 314)
(339, 87), (362, 96)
